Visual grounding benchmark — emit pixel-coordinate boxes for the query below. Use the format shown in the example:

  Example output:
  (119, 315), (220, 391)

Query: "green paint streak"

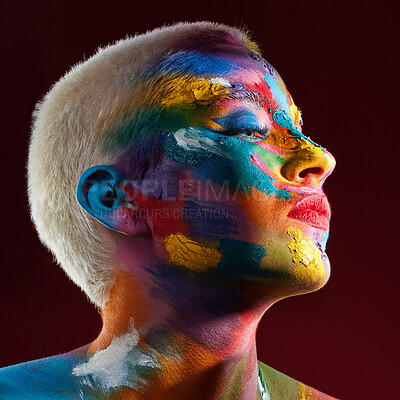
(218, 353), (248, 400)
(220, 136), (291, 200)
(100, 104), (210, 153)
(163, 130), (215, 166)
(258, 361), (299, 399)
(214, 238), (272, 279)
(254, 145), (284, 169)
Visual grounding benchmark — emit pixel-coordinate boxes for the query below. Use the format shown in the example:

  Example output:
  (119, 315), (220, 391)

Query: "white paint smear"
(173, 128), (226, 156)
(73, 319), (157, 391)
(208, 77), (231, 87)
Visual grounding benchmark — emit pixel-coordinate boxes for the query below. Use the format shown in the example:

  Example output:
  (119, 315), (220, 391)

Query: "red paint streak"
(122, 184), (190, 237)
(288, 194), (331, 231)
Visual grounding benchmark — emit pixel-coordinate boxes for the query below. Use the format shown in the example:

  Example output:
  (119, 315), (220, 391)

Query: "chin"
(253, 226), (331, 298)
(288, 250), (331, 297)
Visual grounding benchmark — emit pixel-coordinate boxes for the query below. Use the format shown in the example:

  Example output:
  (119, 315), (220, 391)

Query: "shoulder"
(0, 349), (94, 400)
(258, 361), (340, 400)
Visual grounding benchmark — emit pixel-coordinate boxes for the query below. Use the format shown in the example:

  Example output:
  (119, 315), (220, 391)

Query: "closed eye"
(218, 128), (270, 141)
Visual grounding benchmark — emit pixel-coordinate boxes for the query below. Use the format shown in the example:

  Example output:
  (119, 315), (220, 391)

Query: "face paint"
(101, 46), (335, 294)
(164, 233), (221, 272)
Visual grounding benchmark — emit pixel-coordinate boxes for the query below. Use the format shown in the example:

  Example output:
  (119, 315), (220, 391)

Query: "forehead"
(99, 49), (302, 153)
(148, 49), (301, 127)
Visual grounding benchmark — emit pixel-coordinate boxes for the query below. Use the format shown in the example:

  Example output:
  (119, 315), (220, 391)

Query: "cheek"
(238, 190), (290, 235)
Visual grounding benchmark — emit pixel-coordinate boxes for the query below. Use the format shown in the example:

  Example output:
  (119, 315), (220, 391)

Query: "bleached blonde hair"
(28, 21), (258, 307)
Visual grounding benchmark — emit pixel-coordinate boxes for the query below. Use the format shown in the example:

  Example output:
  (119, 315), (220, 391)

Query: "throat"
(79, 267), (268, 399)
(76, 322), (263, 400)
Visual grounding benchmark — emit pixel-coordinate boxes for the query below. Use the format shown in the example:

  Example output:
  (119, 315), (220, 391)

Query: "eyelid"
(216, 128), (270, 140)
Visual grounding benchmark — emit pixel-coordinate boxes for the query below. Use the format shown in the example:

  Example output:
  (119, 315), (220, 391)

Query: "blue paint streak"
(263, 72), (290, 114)
(271, 110), (321, 148)
(271, 109), (303, 138)
(0, 354), (98, 400)
(151, 51), (241, 76)
(163, 127), (292, 200)
(212, 108), (260, 131)
(203, 135), (292, 200)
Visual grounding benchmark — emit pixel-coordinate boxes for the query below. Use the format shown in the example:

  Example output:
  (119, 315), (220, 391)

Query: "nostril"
(299, 167), (324, 178)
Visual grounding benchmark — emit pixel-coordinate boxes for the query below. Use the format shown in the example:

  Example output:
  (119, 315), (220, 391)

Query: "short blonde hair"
(28, 21), (258, 307)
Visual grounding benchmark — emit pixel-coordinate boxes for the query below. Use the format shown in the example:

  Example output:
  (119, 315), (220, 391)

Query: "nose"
(281, 141), (336, 187)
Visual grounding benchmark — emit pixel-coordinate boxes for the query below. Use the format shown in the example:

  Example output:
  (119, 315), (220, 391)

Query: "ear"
(76, 165), (150, 237)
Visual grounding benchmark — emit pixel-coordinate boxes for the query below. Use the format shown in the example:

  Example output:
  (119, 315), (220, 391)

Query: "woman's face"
(121, 50), (335, 296)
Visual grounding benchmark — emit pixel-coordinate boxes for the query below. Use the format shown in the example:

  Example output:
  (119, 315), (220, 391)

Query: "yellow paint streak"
(299, 142), (326, 159)
(288, 97), (302, 127)
(297, 382), (317, 399)
(287, 227), (321, 269)
(265, 129), (304, 149)
(164, 233), (221, 272)
(160, 77), (230, 107)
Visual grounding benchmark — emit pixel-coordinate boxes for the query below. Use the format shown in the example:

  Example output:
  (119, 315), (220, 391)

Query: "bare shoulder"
(0, 348), (92, 400)
(258, 361), (340, 400)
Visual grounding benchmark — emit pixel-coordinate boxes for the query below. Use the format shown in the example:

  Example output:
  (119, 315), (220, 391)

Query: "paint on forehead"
(263, 72), (291, 114)
(159, 77), (230, 107)
(152, 51), (243, 76)
(270, 109), (318, 146)
(262, 71), (305, 137)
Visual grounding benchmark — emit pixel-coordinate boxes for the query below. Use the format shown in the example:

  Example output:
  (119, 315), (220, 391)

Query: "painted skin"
(0, 47), (337, 399)
(114, 50), (335, 295)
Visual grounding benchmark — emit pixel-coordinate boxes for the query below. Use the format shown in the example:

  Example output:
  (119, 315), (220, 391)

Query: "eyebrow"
(223, 88), (266, 108)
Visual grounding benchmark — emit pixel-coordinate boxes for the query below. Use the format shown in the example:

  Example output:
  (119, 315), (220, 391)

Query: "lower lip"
(288, 196), (330, 231)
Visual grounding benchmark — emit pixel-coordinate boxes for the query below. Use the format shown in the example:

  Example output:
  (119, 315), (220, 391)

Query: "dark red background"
(1, 1), (398, 399)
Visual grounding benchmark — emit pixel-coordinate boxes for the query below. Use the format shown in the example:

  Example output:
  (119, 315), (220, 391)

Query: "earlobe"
(76, 165), (150, 237)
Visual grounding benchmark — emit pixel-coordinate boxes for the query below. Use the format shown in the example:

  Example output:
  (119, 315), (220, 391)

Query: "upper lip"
(287, 194), (331, 230)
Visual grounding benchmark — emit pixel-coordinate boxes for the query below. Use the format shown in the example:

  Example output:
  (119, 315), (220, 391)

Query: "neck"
(86, 259), (273, 400)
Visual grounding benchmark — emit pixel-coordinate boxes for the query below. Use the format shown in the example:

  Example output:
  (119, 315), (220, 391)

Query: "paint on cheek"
(173, 128), (226, 156)
(213, 237), (283, 279)
(164, 233), (222, 272)
(182, 198), (249, 242)
(322, 231), (329, 250)
(222, 137), (292, 200)
(286, 227), (322, 270)
(253, 147), (284, 171)
(164, 128), (292, 200)
(163, 129), (217, 166)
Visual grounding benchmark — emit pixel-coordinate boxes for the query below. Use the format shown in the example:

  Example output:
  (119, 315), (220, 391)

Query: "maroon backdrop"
(1, 1), (397, 398)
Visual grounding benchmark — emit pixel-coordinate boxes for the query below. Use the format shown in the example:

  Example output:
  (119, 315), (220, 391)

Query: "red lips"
(288, 194), (331, 231)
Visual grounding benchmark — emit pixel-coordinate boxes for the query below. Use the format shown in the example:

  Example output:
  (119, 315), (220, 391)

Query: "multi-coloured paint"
(1, 24), (338, 400)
